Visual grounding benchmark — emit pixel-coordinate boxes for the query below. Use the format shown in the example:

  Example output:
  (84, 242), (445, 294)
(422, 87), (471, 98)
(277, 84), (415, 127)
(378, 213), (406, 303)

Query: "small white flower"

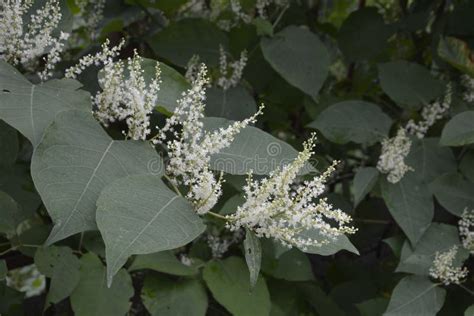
(377, 127), (413, 184)
(226, 134), (356, 250)
(429, 246), (468, 285)
(459, 209), (474, 254)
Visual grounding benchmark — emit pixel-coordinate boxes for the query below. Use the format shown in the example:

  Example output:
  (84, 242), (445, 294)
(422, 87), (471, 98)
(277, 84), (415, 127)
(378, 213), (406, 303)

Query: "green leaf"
(297, 283), (345, 316)
(205, 86), (257, 121)
(460, 150), (474, 182)
(438, 37), (474, 77)
(202, 117), (315, 175)
(406, 138), (457, 184)
(70, 253), (133, 316)
(96, 174), (205, 286)
(307, 101), (392, 145)
(253, 18), (273, 36)
(299, 229), (359, 255)
(353, 167), (379, 206)
(100, 57), (189, 113)
(261, 26), (329, 99)
(0, 120), (18, 167)
(466, 305), (474, 316)
(0, 164), (41, 214)
(129, 251), (200, 276)
(397, 223), (469, 275)
(338, 7), (392, 61)
(0, 191), (23, 237)
(357, 298), (389, 316)
(203, 257), (271, 316)
(430, 173), (474, 216)
(147, 18), (229, 67)
(440, 111), (474, 146)
(141, 275), (208, 316)
(34, 246), (80, 305)
(381, 174), (433, 244)
(378, 61), (444, 110)
(31, 110), (163, 244)
(0, 61), (90, 146)
(384, 276), (446, 316)
(262, 248), (313, 281)
(243, 229), (262, 288)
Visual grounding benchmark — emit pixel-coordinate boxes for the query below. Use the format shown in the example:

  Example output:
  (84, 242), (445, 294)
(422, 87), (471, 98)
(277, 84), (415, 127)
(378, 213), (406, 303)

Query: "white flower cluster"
(405, 83), (452, 139)
(75, 0), (106, 39)
(217, 45), (247, 90)
(377, 128), (413, 184)
(6, 264), (46, 298)
(185, 54), (201, 83)
(65, 38), (125, 79)
(459, 209), (474, 254)
(155, 64), (263, 214)
(0, 0), (69, 80)
(94, 50), (161, 140)
(225, 135), (356, 250)
(462, 75), (474, 103)
(377, 83), (453, 183)
(429, 246), (469, 285)
(207, 229), (244, 258)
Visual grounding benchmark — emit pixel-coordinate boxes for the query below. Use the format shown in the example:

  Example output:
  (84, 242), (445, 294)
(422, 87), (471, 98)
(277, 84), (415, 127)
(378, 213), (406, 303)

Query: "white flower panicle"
(405, 83), (452, 139)
(226, 135), (356, 250)
(0, 0), (69, 80)
(429, 246), (469, 285)
(461, 74), (474, 103)
(65, 38), (125, 79)
(217, 45), (248, 90)
(75, 0), (106, 39)
(377, 128), (413, 184)
(94, 50), (161, 140)
(459, 209), (474, 254)
(156, 64), (263, 214)
(185, 54), (201, 83)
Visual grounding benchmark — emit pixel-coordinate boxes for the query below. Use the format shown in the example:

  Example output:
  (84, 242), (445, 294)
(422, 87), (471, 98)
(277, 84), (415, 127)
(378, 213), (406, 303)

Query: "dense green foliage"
(1, 0), (474, 315)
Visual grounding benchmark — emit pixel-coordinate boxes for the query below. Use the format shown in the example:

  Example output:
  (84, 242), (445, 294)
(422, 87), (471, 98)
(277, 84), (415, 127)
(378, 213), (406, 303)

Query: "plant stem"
(354, 218), (390, 225)
(458, 284), (474, 296)
(207, 211), (229, 221)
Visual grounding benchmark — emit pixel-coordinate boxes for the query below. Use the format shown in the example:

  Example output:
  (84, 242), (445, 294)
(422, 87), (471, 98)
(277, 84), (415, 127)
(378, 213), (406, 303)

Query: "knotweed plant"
(429, 246), (469, 285)
(226, 135), (356, 250)
(0, 0), (69, 80)
(155, 64), (263, 214)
